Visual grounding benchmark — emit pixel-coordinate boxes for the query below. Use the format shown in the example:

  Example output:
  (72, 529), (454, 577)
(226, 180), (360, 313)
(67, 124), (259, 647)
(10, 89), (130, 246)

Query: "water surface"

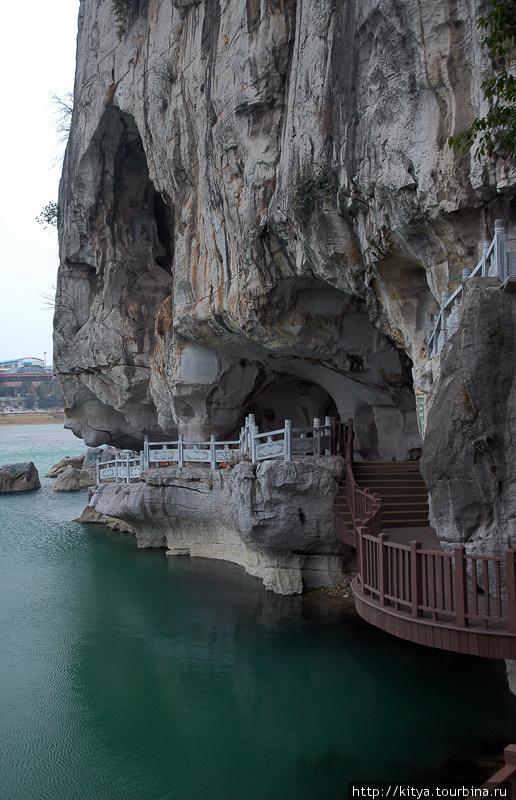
(1, 425), (516, 800)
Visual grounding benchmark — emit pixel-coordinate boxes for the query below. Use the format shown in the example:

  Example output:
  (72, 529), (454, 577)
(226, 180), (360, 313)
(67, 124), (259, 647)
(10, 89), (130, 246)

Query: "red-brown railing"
(358, 530), (516, 631)
(481, 744), (516, 793)
(336, 417), (516, 634)
(333, 418), (383, 550)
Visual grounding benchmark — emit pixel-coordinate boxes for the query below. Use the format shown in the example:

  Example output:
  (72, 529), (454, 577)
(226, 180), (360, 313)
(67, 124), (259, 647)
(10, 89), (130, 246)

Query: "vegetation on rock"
(112, 0), (136, 39)
(290, 158), (333, 215)
(36, 201), (59, 228)
(449, 0), (516, 161)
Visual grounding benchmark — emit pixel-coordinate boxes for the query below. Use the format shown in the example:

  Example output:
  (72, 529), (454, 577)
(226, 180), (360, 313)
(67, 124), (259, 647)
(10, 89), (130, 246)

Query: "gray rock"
(46, 455), (85, 477)
(54, 468), (82, 492)
(421, 284), (516, 554)
(80, 457), (352, 594)
(0, 462), (41, 493)
(53, 0), (503, 456)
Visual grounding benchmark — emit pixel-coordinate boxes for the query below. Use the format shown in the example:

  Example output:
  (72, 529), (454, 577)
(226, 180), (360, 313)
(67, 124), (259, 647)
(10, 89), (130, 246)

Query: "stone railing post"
(284, 420), (292, 461)
(210, 435), (217, 469)
(178, 434), (184, 468)
(96, 458), (100, 485)
(126, 453), (130, 484)
(313, 418), (321, 457)
(441, 290), (451, 342)
(329, 416), (336, 455)
(250, 425), (259, 464)
(115, 458), (119, 484)
(143, 436), (149, 469)
(494, 219), (507, 280)
(482, 241), (490, 276)
(324, 416), (331, 455)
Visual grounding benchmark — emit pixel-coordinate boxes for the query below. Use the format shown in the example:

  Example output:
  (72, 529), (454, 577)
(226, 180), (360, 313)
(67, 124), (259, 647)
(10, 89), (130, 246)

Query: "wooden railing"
(481, 745), (516, 794)
(338, 418), (383, 549)
(340, 419), (516, 636)
(357, 531), (516, 632)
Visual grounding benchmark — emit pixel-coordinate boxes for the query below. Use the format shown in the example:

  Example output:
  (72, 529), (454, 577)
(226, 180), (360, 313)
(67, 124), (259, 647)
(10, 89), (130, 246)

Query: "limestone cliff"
(56, 1), (516, 551)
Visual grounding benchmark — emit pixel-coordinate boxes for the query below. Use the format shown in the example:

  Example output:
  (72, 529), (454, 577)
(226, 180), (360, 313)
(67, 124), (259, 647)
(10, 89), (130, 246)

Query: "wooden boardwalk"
(333, 419), (516, 659)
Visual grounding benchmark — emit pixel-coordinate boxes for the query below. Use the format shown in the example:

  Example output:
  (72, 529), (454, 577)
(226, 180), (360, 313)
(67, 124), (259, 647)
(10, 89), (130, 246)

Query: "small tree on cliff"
(449, 0), (516, 161)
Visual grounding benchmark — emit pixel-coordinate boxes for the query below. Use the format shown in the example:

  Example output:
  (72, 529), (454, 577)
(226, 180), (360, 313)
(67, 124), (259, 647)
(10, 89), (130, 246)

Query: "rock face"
(56, 0), (501, 455)
(0, 463), (41, 493)
(57, 1), (516, 564)
(421, 281), (516, 554)
(80, 457), (352, 594)
(54, 468), (82, 492)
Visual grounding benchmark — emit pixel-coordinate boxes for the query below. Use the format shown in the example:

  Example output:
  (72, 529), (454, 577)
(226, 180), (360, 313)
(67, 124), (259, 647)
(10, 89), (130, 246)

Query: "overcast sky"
(0, 0), (79, 365)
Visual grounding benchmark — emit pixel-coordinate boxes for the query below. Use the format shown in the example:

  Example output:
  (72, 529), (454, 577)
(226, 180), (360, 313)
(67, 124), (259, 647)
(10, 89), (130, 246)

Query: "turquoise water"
(1, 424), (516, 800)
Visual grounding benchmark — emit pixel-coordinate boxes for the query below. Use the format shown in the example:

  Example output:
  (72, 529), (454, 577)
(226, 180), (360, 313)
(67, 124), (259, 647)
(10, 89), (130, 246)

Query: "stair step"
(382, 510), (429, 519)
(383, 519), (430, 528)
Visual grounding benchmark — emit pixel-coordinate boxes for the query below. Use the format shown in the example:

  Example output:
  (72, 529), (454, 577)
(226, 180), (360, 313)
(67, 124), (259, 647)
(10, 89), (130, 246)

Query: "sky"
(0, 0), (80, 365)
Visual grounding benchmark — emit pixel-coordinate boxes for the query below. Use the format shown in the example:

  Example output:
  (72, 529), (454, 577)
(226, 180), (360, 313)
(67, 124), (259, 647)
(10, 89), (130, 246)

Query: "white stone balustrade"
(427, 220), (516, 358)
(96, 416), (334, 483)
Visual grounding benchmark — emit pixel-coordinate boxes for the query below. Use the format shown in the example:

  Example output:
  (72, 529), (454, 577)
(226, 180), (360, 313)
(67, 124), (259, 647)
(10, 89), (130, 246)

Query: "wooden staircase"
(352, 461), (429, 528)
(335, 460), (429, 544)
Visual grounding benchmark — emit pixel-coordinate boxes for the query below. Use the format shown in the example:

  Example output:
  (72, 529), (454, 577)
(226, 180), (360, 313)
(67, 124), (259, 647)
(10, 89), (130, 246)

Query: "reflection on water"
(1, 425), (516, 799)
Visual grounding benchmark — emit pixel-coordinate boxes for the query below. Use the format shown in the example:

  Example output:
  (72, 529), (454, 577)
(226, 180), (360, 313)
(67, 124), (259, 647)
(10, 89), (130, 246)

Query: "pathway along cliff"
(55, 0), (516, 602)
(2, 424), (516, 798)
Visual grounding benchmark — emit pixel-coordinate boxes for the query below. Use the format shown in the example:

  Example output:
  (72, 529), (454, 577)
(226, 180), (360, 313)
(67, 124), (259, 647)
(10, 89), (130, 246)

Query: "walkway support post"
(210, 435), (216, 470)
(178, 434), (184, 468)
(455, 546), (468, 628)
(495, 219), (507, 280)
(314, 418), (321, 457)
(506, 550), (516, 633)
(144, 436), (149, 469)
(96, 459), (100, 486)
(378, 533), (389, 607)
(329, 417), (336, 455)
(284, 420), (292, 461)
(250, 426), (259, 464)
(410, 540), (422, 619)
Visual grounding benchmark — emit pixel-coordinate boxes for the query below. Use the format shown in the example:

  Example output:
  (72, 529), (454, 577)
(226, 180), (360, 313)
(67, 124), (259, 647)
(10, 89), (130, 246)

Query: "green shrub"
(113, 0), (135, 39)
(449, 0), (516, 161)
(290, 158), (333, 215)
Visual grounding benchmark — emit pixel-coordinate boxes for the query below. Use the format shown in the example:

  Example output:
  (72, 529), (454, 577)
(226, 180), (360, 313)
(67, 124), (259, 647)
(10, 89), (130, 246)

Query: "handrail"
(481, 744), (516, 793)
(97, 416), (340, 484)
(343, 417), (384, 542)
(428, 220), (516, 358)
(339, 418), (516, 634)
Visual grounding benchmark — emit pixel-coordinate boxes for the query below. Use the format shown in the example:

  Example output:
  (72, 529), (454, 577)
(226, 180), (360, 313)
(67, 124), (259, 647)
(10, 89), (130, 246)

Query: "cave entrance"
(243, 376), (337, 432)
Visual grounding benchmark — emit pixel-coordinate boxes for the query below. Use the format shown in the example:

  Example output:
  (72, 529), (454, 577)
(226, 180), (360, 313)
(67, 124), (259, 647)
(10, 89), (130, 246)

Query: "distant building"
(0, 357), (50, 371)
(0, 359), (54, 392)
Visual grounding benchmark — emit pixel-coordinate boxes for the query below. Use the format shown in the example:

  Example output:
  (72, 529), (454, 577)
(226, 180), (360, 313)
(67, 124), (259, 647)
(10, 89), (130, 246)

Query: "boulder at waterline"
(0, 462), (41, 493)
(54, 468), (82, 492)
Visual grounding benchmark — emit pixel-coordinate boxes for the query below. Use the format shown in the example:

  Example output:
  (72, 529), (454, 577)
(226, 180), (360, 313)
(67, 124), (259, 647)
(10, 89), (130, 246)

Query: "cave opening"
(243, 376), (338, 432)
(153, 192), (175, 274)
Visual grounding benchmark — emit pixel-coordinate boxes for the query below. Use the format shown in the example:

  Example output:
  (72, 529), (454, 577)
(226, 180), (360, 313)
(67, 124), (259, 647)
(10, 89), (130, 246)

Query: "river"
(1, 424), (516, 800)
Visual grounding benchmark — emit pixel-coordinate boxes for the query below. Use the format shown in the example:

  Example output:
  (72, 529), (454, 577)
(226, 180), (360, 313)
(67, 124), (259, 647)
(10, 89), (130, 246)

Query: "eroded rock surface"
(57, 1), (516, 563)
(421, 282), (516, 554)
(0, 463), (41, 493)
(57, 0), (509, 457)
(80, 457), (352, 593)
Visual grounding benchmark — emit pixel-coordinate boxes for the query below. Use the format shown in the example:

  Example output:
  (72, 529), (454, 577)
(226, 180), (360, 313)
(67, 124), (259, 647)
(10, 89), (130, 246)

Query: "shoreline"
(0, 412), (65, 426)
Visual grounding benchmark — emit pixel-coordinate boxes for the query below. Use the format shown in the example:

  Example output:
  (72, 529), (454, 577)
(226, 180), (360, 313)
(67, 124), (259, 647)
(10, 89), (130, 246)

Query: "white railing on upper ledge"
(96, 415), (334, 484)
(428, 219), (516, 358)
